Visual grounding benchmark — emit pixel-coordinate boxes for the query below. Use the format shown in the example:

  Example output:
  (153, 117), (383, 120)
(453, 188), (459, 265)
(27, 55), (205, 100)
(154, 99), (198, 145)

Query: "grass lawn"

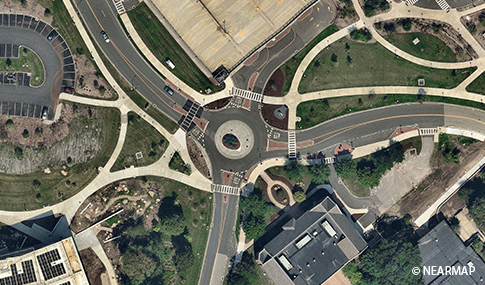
(148, 176), (212, 284)
(281, 24), (339, 94)
(467, 71), (485, 95)
(128, 2), (224, 93)
(111, 112), (168, 172)
(384, 32), (456, 62)
(298, 39), (475, 93)
(296, 94), (485, 129)
(0, 107), (120, 211)
(0, 47), (44, 86)
(169, 152), (191, 175)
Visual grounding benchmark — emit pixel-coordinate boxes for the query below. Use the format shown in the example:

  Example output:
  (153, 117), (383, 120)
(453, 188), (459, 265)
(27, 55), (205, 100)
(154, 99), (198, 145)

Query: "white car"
(101, 31), (110, 43)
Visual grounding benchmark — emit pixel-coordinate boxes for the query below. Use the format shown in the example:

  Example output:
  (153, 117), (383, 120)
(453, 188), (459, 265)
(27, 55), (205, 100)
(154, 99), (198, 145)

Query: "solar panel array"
(36, 249), (66, 281)
(0, 260), (36, 285)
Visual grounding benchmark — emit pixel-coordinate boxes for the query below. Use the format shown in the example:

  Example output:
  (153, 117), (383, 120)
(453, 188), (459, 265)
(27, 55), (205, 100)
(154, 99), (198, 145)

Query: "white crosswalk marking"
(113, 0), (126, 14)
(324, 157), (336, 164)
(419, 128), (437, 136)
(405, 0), (419, 5)
(435, 0), (451, 10)
(231, 87), (262, 102)
(211, 184), (241, 196)
(288, 131), (296, 159)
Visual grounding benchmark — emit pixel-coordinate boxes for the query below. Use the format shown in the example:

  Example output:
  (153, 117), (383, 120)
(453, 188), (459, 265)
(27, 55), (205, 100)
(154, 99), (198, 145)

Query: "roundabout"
(214, 120), (254, 160)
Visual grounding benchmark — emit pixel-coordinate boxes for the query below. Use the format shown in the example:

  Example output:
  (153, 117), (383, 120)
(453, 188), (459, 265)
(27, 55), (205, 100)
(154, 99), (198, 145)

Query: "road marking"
(288, 131), (296, 158)
(435, 0), (451, 10)
(419, 128), (437, 136)
(211, 184), (240, 196)
(231, 87), (262, 102)
(405, 0), (419, 5)
(112, 0), (126, 14)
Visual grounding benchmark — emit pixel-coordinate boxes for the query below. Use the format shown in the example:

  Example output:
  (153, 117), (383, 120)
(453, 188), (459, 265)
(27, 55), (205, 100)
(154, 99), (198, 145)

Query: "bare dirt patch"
(186, 135), (210, 179)
(331, 0), (360, 29)
(396, 140), (485, 222)
(74, 55), (116, 99)
(263, 68), (284, 97)
(261, 104), (288, 130)
(79, 248), (106, 285)
(440, 192), (466, 218)
(375, 19), (477, 61)
(461, 12), (485, 52)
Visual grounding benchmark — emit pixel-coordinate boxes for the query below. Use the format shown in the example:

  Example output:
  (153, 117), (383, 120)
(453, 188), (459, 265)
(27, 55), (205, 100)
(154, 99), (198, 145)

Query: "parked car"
(47, 30), (57, 41)
(64, 87), (75, 94)
(101, 30), (110, 43)
(164, 85), (174, 95)
(41, 107), (48, 120)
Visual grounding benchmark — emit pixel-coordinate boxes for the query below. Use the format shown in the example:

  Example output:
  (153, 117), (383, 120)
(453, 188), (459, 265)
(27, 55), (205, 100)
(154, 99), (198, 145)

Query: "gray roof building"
(419, 220), (485, 285)
(256, 196), (367, 285)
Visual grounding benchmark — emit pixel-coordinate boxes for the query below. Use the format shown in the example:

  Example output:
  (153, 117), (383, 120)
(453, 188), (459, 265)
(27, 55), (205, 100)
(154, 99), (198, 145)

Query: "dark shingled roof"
(419, 220), (485, 285)
(257, 196), (367, 285)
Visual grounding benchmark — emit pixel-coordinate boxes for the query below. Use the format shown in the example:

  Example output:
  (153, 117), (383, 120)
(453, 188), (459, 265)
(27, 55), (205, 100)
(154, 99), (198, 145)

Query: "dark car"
(41, 107), (48, 120)
(101, 30), (110, 43)
(64, 87), (75, 94)
(164, 86), (174, 96)
(47, 30), (57, 41)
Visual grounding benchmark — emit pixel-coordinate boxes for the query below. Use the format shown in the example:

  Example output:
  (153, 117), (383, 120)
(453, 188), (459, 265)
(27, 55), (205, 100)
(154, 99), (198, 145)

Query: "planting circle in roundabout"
(215, 120), (254, 160)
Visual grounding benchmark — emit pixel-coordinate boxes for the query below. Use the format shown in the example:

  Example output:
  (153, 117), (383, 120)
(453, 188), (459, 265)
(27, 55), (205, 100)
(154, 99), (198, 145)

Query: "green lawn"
(296, 94), (485, 129)
(148, 176), (212, 284)
(0, 106), (120, 211)
(128, 2), (224, 93)
(111, 112), (168, 172)
(0, 47), (44, 86)
(299, 39), (475, 93)
(467, 71), (485, 95)
(384, 32), (456, 62)
(169, 152), (191, 175)
(280, 24), (339, 94)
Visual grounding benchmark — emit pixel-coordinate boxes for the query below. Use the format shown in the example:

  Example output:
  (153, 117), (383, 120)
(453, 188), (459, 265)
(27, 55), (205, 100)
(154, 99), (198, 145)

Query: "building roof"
(0, 237), (88, 285)
(419, 220), (485, 285)
(257, 196), (367, 285)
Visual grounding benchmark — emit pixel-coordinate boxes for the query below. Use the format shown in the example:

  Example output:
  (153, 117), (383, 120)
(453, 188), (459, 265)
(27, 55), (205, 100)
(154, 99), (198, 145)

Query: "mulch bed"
(261, 103), (288, 130)
(271, 184), (290, 205)
(205, 97), (231, 110)
(79, 248), (106, 285)
(267, 172), (294, 190)
(263, 68), (284, 97)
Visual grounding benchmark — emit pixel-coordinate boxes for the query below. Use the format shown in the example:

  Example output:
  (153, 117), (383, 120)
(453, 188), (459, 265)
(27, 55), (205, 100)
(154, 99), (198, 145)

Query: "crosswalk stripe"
(211, 184), (241, 196)
(419, 128), (437, 136)
(112, 0), (126, 14)
(405, 0), (419, 5)
(288, 131), (296, 158)
(435, 0), (451, 10)
(232, 87), (262, 102)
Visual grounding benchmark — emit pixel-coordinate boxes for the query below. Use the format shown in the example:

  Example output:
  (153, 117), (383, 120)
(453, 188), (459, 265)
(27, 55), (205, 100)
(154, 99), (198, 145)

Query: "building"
(0, 237), (88, 285)
(256, 196), (367, 285)
(419, 220), (485, 285)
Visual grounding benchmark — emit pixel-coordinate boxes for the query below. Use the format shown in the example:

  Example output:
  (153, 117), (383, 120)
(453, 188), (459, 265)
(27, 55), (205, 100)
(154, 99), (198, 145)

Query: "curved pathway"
(260, 171), (295, 208)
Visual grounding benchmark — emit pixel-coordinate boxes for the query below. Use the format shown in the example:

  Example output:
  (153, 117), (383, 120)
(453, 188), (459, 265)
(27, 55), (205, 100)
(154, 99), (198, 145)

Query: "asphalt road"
(76, 0), (188, 122)
(0, 25), (61, 108)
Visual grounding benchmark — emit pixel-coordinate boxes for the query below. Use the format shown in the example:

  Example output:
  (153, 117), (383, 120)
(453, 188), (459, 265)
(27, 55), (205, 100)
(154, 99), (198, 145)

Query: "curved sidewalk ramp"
(260, 171), (295, 208)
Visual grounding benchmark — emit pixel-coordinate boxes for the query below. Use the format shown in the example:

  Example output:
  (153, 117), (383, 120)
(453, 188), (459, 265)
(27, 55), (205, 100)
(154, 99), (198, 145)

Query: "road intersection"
(4, 0), (485, 283)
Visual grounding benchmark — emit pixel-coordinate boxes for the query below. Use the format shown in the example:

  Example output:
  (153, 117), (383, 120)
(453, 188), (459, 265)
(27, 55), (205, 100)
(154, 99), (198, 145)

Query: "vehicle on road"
(101, 31), (110, 43)
(41, 107), (48, 120)
(164, 85), (174, 95)
(64, 87), (75, 94)
(47, 30), (57, 41)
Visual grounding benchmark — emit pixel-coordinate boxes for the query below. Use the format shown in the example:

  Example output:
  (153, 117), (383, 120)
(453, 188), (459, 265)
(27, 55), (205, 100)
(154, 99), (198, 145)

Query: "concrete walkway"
(260, 172), (295, 208)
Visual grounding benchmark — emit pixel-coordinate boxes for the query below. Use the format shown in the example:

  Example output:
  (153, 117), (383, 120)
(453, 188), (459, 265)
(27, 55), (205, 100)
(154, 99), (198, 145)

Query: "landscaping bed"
(261, 104), (288, 130)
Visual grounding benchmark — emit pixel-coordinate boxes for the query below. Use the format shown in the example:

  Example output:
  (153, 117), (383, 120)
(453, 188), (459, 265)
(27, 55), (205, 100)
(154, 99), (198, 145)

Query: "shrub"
(350, 28), (372, 42)
(400, 18), (412, 31)
(5, 119), (14, 131)
(5, 58), (11, 67)
(22, 129), (29, 138)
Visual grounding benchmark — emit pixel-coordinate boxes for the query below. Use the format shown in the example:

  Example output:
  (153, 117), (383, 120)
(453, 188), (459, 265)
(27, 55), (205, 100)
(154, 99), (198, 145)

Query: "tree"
(120, 251), (157, 285)
(242, 213), (266, 240)
(5, 58), (11, 67)
(401, 18), (412, 31)
(347, 55), (352, 64)
(331, 53), (338, 62)
(470, 198), (485, 232)
(225, 252), (259, 285)
(383, 22), (395, 33)
(153, 213), (185, 237)
(334, 158), (356, 179)
(240, 188), (275, 217)
(293, 191), (306, 203)
(284, 160), (308, 181)
(343, 261), (363, 285)
(309, 163), (331, 184)
(345, 42), (350, 51)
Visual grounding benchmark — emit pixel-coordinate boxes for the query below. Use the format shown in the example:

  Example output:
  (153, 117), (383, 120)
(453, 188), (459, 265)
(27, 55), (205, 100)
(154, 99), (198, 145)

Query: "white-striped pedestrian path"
(324, 157), (336, 164)
(113, 0), (126, 14)
(419, 128), (437, 136)
(405, 0), (419, 5)
(232, 87), (262, 102)
(212, 184), (240, 196)
(288, 131), (296, 159)
(435, 0), (451, 10)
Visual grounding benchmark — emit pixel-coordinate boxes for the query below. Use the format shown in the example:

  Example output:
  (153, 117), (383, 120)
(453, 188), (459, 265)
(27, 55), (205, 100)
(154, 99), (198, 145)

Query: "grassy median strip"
(384, 32), (457, 63)
(281, 24), (339, 94)
(128, 2), (224, 93)
(467, 71), (485, 95)
(0, 106), (120, 211)
(111, 112), (168, 172)
(0, 47), (44, 86)
(297, 94), (485, 129)
(299, 38), (475, 93)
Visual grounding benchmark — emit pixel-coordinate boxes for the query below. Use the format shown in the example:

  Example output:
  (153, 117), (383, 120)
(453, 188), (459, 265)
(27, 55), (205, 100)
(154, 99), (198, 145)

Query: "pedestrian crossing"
(232, 87), (262, 102)
(288, 131), (297, 159)
(419, 128), (437, 136)
(180, 102), (200, 131)
(212, 184), (241, 196)
(324, 157), (336, 164)
(435, 0), (451, 10)
(112, 0), (126, 14)
(405, 0), (419, 5)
